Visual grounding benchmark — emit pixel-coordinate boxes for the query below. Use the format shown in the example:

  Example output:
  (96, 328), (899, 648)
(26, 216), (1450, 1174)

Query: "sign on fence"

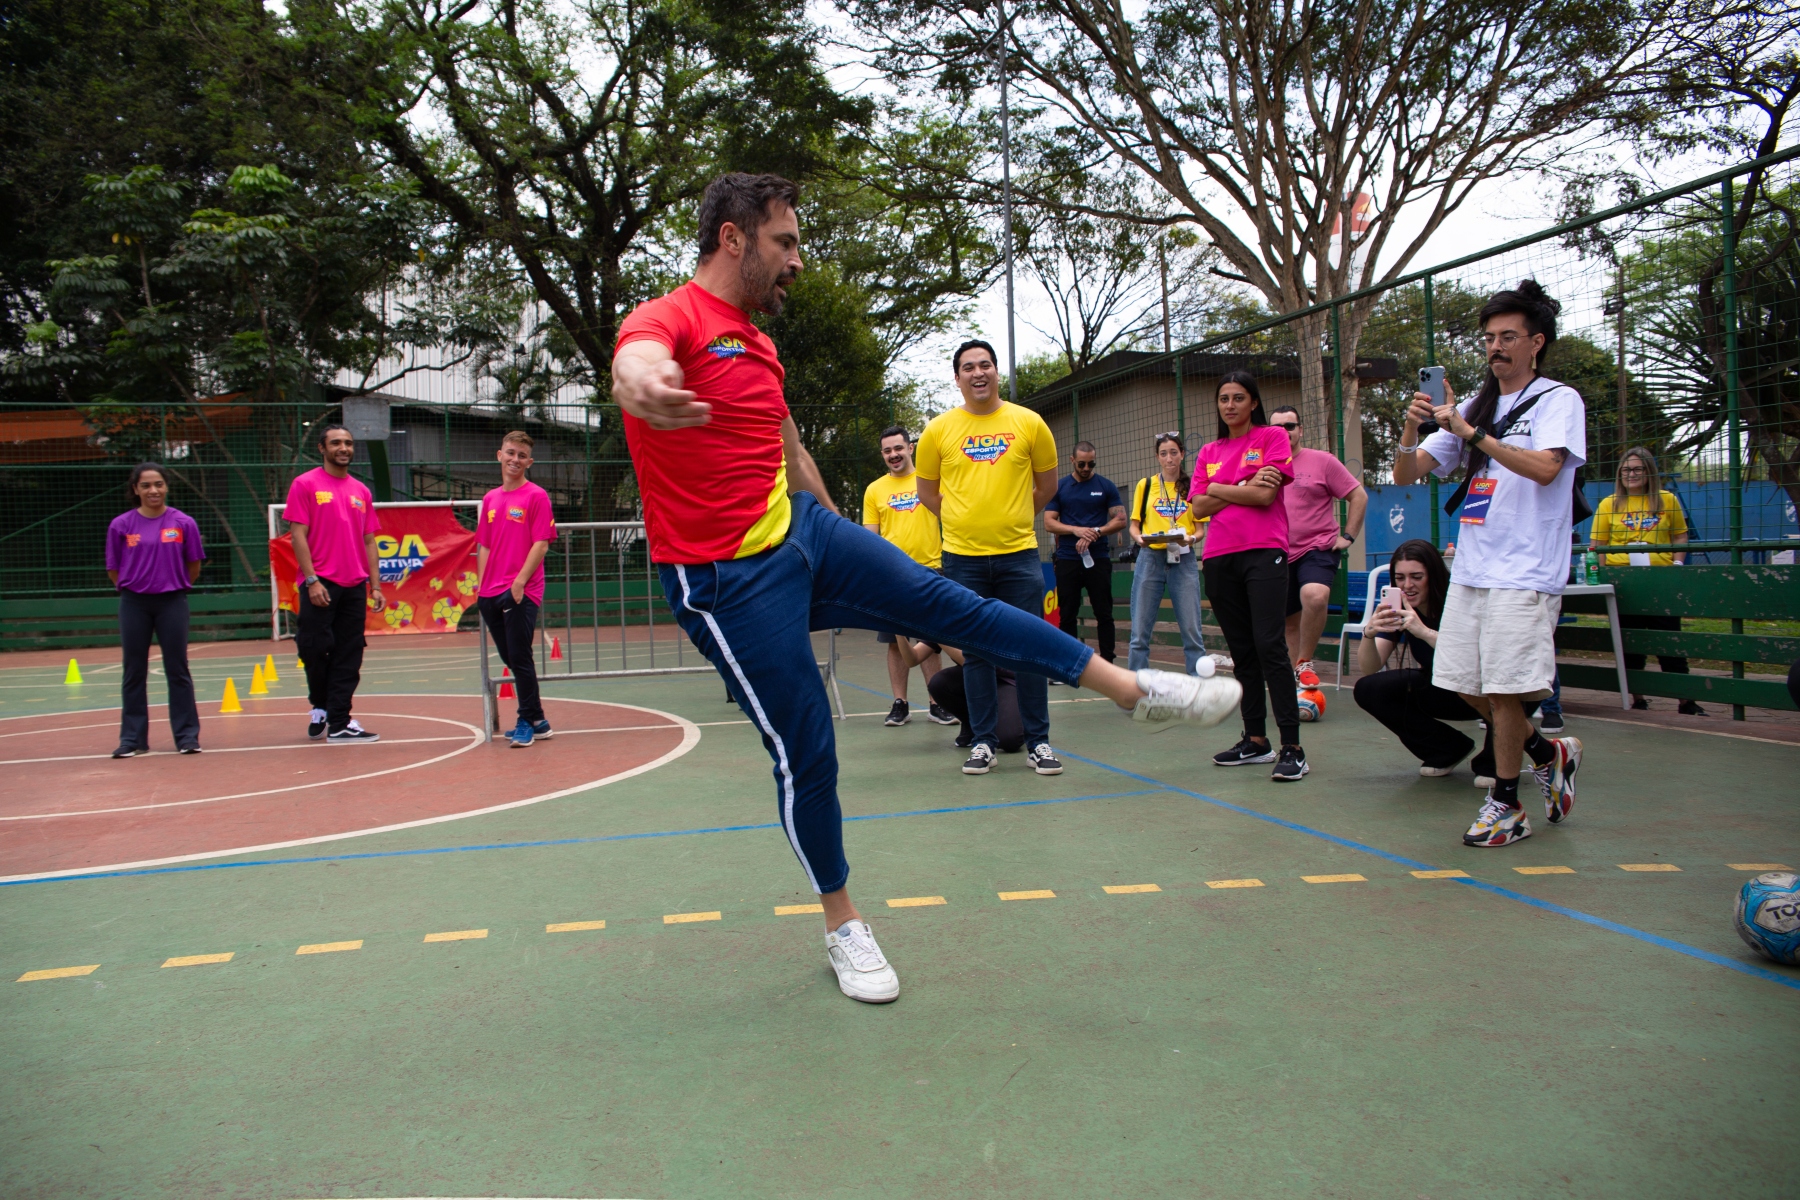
(269, 505), (478, 635)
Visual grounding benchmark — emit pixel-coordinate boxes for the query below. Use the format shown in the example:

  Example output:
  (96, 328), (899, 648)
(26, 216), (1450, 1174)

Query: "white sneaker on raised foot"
(826, 919), (899, 1003)
(1131, 669), (1242, 726)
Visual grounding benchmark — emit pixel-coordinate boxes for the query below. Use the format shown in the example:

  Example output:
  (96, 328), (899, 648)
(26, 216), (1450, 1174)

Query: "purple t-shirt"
(106, 507), (205, 594)
(1284, 447), (1362, 555)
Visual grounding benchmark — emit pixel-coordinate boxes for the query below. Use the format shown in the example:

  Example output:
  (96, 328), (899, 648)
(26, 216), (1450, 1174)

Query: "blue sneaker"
(509, 718), (534, 748)
(530, 718), (553, 740)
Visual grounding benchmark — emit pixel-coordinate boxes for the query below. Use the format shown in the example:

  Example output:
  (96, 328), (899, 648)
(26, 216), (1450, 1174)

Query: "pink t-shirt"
(477, 480), (558, 604)
(282, 467), (381, 585)
(1190, 426), (1295, 559)
(1283, 446), (1362, 555)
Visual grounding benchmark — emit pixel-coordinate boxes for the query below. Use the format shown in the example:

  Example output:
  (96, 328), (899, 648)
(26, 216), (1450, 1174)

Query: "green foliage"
(1012, 351), (1072, 402)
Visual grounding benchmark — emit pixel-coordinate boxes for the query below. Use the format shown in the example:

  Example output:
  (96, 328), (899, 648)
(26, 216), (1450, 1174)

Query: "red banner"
(270, 505), (479, 635)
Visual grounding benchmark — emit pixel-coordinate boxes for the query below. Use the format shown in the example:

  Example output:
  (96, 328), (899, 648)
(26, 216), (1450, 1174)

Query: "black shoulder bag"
(1440, 380), (1592, 523)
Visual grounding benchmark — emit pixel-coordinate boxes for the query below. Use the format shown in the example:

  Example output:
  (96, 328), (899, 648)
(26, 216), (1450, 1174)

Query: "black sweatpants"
(926, 664), (1025, 753)
(1622, 612), (1690, 674)
(1352, 668), (1480, 768)
(118, 588), (200, 750)
(1054, 556), (1116, 662)
(297, 578), (367, 730)
(1203, 547), (1300, 744)
(478, 593), (545, 724)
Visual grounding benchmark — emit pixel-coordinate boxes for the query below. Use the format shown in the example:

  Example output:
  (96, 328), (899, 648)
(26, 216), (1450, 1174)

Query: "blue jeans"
(661, 494), (1093, 894)
(1127, 548), (1205, 673)
(939, 548), (1055, 752)
(1538, 669), (1563, 721)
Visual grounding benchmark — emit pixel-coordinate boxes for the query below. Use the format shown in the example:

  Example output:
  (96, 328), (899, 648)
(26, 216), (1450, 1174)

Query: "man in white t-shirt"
(1393, 280), (1585, 849)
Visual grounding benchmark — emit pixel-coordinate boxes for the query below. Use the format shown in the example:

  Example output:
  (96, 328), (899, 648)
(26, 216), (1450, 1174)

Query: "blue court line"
(0, 789), (1163, 887)
(1061, 750), (1800, 993)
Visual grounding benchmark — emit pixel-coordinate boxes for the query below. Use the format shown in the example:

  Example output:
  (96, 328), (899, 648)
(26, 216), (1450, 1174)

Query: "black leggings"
(118, 588), (199, 750)
(927, 664), (1025, 753)
(1622, 613), (1690, 674)
(1352, 668), (1479, 768)
(1203, 547), (1300, 744)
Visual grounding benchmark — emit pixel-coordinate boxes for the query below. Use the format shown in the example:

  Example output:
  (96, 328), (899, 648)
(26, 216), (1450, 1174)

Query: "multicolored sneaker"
(1295, 661), (1321, 688)
(1463, 796), (1532, 847)
(1531, 736), (1581, 824)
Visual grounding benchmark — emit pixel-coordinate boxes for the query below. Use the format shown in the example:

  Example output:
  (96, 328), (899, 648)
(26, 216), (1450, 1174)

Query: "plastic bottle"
(1583, 549), (1599, 585)
(1081, 550), (1094, 569)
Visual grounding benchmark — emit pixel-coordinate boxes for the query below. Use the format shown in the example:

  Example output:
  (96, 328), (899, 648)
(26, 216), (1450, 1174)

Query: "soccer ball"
(1296, 688), (1327, 722)
(1734, 872), (1800, 965)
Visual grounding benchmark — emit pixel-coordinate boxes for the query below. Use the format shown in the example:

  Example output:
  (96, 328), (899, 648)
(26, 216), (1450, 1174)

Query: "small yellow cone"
(249, 662), (268, 695)
(220, 677), (243, 713)
(295, 655), (304, 670)
(64, 658), (83, 685)
(263, 653), (279, 683)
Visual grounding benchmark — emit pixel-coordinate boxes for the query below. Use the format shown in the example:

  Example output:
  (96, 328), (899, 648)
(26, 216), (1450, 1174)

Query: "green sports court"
(2, 631), (1795, 1199)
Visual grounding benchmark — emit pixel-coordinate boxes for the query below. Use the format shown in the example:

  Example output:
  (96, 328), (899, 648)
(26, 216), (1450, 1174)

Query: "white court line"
(0, 735), (470, 766)
(0, 696), (701, 883)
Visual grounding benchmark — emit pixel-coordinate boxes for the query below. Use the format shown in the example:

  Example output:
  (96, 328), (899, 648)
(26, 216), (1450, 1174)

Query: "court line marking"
(1411, 869), (1470, 879)
(1728, 863), (1789, 871)
(0, 696), (702, 883)
(1619, 863), (1681, 872)
(0, 787), (1161, 886)
(1206, 878), (1264, 889)
(0, 723), (687, 766)
(664, 911), (721, 924)
(297, 940), (362, 954)
(1059, 750), (1800, 994)
(1557, 710), (1800, 747)
(546, 920), (606, 933)
(1302, 873), (1366, 884)
(162, 952), (233, 967)
(18, 965), (99, 982)
(1514, 866), (1576, 875)
(999, 889), (1056, 901)
(1102, 884), (1160, 894)
(774, 904), (823, 915)
(423, 929), (486, 942)
(887, 895), (946, 907)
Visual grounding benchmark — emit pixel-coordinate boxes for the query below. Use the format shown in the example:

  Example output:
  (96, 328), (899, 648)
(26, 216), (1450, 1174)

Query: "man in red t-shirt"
(283, 423), (385, 743)
(1268, 406), (1367, 689)
(612, 173), (1241, 1004)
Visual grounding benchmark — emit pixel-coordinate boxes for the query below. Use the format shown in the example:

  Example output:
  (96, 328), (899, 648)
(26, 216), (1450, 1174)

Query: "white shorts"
(1431, 583), (1560, 700)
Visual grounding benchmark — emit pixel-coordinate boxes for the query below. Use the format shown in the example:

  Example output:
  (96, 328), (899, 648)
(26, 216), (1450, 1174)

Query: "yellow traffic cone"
(295, 655), (304, 670)
(264, 653), (279, 683)
(250, 662), (268, 695)
(64, 658), (83, 685)
(220, 677), (243, 713)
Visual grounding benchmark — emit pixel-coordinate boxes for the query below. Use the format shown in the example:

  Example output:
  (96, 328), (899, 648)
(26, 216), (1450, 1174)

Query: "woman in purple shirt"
(105, 463), (206, 757)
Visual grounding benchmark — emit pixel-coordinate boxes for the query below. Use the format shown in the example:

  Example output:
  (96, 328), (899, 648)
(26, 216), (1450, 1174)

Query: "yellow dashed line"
(1205, 878), (1264, 889)
(296, 940), (362, 955)
(774, 904), (824, 916)
(546, 921), (606, 933)
(422, 929), (487, 942)
(1729, 863), (1789, 871)
(1618, 863), (1680, 872)
(1103, 884), (1161, 894)
(1513, 866), (1575, 875)
(18, 965), (99, 982)
(663, 911), (721, 924)
(998, 890), (1056, 901)
(162, 952), (233, 968)
(887, 896), (947, 908)
(1411, 870), (1470, 879)
(1302, 874), (1366, 884)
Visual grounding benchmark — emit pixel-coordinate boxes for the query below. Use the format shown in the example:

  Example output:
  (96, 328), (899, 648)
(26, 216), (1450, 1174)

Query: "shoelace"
(1033, 744), (1055, 759)
(835, 924), (887, 971)
(1475, 797), (1512, 824)
(970, 744), (994, 761)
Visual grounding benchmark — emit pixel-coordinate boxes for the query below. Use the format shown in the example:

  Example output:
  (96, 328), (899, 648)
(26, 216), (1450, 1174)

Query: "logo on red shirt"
(160, 527), (184, 543)
(1242, 449), (1263, 466)
(960, 432), (1016, 464)
(349, 495), (366, 511)
(706, 336), (748, 359)
(506, 505), (526, 523)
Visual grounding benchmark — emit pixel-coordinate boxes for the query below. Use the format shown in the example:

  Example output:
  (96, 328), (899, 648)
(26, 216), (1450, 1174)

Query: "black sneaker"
(178, 744), (202, 754)
(953, 727), (973, 749)
(326, 720), (380, 744)
(1027, 743), (1063, 775)
(927, 702), (957, 726)
(1213, 737), (1277, 767)
(111, 744), (147, 759)
(307, 707), (328, 740)
(1271, 744), (1309, 782)
(961, 743), (995, 774)
(1678, 699), (1706, 716)
(884, 699), (910, 727)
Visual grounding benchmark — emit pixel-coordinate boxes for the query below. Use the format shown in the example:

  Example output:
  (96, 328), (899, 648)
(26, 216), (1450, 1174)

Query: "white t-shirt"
(1423, 379), (1586, 595)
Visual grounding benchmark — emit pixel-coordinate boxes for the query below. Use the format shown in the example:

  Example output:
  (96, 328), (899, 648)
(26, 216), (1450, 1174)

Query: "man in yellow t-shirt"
(916, 338), (1062, 776)
(862, 425), (950, 726)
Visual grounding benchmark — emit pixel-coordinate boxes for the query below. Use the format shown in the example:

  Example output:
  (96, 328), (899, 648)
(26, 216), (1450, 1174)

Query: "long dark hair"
(1389, 539), (1449, 625)
(1152, 431), (1191, 496)
(127, 462), (167, 504)
(1214, 370), (1266, 442)
(1462, 279), (1561, 474)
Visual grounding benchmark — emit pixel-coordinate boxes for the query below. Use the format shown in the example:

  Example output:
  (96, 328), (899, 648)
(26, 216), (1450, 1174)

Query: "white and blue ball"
(1734, 871), (1800, 965)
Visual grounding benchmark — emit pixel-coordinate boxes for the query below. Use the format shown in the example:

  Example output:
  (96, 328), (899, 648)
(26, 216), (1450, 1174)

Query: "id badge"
(1459, 477), (1497, 525)
(1628, 552), (1650, 567)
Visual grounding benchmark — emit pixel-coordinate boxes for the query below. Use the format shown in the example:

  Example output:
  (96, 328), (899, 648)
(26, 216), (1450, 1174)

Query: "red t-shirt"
(615, 281), (791, 564)
(477, 480), (558, 604)
(283, 467), (381, 584)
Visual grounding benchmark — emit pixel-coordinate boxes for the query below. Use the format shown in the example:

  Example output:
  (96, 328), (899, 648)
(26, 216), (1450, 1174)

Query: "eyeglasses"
(1620, 466), (1648, 475)
(1479, 331), (1533, 347)
(1271, 422), (1300, 431)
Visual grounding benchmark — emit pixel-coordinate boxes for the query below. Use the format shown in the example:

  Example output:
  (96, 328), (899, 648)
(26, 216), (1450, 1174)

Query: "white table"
(1562, 583), (1631, 710)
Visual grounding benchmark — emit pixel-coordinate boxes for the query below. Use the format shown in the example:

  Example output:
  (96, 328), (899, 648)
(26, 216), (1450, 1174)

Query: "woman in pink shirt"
(1189, 371), (1306, 781)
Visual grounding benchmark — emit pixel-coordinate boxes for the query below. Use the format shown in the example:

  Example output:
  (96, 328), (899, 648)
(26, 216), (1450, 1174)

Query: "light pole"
(997, 0), (1016, 403)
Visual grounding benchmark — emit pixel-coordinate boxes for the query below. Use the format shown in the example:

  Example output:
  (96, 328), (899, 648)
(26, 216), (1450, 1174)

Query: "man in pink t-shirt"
(283, 423), (385, 743)
(476, 431), (559, 746)
(1269, 406), (1367, 688)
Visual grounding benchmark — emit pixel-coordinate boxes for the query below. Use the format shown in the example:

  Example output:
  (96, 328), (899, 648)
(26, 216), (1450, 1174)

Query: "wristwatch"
(303, 575), (319, 586)
(1468, 427), (1488, 446)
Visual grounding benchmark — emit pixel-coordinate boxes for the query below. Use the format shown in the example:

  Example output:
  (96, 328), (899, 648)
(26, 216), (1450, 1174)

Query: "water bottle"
(1583, 550), (1599, 585)
(1081, 550), (1094, 569)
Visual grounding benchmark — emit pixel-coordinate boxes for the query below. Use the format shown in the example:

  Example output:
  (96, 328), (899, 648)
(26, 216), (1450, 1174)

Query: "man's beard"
(742, 253), (795, 316)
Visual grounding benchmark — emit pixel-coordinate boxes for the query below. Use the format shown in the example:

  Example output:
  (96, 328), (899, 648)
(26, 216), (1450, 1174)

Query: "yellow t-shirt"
(914, 402), (1058, 556)
(861, 471), (942, 568)
(1591, 491), (1687, 566)
(1131, 476), (1201, 540)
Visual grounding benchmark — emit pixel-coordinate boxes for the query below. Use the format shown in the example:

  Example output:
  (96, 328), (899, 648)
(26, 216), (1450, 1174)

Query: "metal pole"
(998, 0), (1017, 403)
(617, 540), (627, 669)
(1721, 177), (1746, 721)
(646, 549), (655, 669)
(478, 607), (495, 741)
(1071, 389), (1080, 445)
(1424, 276), (1440, 549)
(562, 537), (572, 674)
(1615, 260), (1629, 456)
(1173, 354), (1185, 441)
(590, 530), (599, 672)
(1329, 303), (1346, 461)
(1160, 240), (1172, 352)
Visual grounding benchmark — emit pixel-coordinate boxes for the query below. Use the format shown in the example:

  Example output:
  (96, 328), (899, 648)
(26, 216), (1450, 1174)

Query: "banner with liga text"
(270, 504), (479, 635)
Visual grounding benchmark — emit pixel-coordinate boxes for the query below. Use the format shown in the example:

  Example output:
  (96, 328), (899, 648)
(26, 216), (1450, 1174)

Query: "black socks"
(1494, 776), (1521, 809)
(1523, 731), (1557, 767)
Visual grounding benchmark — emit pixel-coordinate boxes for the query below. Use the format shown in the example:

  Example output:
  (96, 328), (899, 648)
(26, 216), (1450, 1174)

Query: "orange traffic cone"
(498, 667), (515, 700)
(550, 636), (563, 661)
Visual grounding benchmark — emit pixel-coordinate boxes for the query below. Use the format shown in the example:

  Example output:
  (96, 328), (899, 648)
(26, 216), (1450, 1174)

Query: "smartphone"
(1416, 366), (1445, 435)
(1380, 585), (1402, 610)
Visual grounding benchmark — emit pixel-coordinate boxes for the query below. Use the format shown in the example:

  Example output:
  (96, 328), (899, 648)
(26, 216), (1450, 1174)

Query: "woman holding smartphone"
(105, 462), (206, 757)
(1352, 540), (1481, 775)
(1189, 371), (1306, 781)
(1126, 432), (1208, 674)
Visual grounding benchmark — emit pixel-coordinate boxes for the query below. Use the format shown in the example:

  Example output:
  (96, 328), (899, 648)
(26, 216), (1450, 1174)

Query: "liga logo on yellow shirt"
(888, 490), (922, 511)
(960, 432), (1017, 464)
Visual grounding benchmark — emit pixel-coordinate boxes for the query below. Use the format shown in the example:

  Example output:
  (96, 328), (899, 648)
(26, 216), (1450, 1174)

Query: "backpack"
(1441, 379), (1593, 523)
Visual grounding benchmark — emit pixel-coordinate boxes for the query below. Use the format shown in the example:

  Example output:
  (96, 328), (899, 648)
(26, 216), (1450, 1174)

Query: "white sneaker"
(825, 919), (899, 1003)
(1473, 774), (1496, 789)
(1131, 669), (1242, 726)
(1208, 653), (1235, 674)
(1419, 764), (1455, 777)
